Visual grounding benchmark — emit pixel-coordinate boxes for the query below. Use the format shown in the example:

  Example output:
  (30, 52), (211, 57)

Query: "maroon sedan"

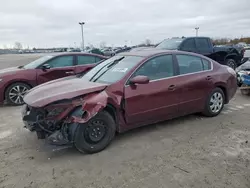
(22, 50), (237, 154)
(0, 52), (107, 105)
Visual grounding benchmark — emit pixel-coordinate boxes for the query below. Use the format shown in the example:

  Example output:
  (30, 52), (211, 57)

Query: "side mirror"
(129, 75), (149, 85)
(42, 64), (51, 70)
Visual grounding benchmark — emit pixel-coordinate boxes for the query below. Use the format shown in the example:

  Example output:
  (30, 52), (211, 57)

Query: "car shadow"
(0, 103), (21, 108)
(114, 114), (203, 143)
(44, 114), (204, 160)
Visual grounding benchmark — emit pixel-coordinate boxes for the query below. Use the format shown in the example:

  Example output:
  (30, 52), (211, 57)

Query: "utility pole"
(79, 22), (85, 51)
(195, 27), (199, 37)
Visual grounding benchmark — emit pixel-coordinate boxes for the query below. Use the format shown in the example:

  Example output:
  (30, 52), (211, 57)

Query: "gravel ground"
(0, 54), (250, 188)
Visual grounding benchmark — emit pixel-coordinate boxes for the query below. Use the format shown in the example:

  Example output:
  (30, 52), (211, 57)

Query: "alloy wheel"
(8, 85), (29, 104)
(209, 92), (223, 113)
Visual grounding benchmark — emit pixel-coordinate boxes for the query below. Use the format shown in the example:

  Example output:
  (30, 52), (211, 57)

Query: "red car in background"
(0, 52), (107, 105)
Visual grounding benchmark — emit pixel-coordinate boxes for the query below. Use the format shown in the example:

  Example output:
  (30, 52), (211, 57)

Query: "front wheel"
(203, 88), (225, 117)
(74, 111), (116, 154)
(226, 59), (237, 70)
(5, 82), (31, 105)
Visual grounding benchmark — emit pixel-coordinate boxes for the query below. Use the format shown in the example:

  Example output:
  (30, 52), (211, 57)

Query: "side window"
(202, 59), (211, 70)
(77, 55), (96, 65)
(196, 38), (211, 53)
(181, 39), (196, 51)
(176, 55), (203, 74)
(133, 55), (174, 81)
(47, 56), (73, 68)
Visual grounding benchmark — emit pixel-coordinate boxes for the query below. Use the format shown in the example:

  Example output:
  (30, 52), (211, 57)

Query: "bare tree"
(100, 41), (107, 49)
(14, 42), (23, 50)
(145, 39), (151, 46)
(88, 43), (94, 49)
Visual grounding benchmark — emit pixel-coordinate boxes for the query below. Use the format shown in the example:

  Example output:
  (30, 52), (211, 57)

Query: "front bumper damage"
(22, 91), (109, 148)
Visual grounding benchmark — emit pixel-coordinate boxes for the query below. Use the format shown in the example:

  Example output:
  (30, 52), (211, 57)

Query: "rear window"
(176, 55), (211, 75)
(156, 38), (184, 50)
(202, 59), (211, 70)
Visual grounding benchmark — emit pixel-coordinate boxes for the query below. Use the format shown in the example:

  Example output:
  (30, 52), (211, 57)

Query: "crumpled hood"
(24, 78), (108, 107)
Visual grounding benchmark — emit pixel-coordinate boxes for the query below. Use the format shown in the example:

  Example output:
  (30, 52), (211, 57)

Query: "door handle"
(168, 85), (176, 91)
(206, 76), (212, 81)
(65, 71), (74, 74)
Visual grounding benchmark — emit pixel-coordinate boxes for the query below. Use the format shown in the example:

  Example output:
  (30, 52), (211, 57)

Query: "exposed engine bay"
(22, 91), (109, 146)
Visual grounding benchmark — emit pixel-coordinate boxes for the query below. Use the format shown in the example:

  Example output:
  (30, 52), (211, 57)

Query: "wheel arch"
(215, 85), (228, 104)
(225, 53), (240, 62)
(67, 102), (119, 142)
(103, 103), (119, 132)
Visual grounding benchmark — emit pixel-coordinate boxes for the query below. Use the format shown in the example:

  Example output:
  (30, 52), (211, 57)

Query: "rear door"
(36, 55), (75, 84)
(124, 54), (180, 125)
(173, 54), (214, 115)
(75, 55), (105, 75)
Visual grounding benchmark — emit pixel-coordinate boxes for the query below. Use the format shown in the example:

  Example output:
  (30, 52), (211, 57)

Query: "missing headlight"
(47, 108), (65, 117)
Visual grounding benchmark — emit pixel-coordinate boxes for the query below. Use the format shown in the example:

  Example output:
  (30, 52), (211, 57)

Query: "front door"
(124, 54), (179, 125)
(174, 54), (214, 115)
(179, 38), (198, 53)
(36, 55), (75, 84)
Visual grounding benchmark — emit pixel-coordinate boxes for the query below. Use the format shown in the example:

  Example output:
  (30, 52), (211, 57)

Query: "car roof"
(119, 49), (173, 57)
(119, 49), (207, 59)
(52, 52), (106, 57)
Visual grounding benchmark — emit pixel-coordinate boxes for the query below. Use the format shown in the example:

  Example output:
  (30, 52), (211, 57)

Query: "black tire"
(5, 82), (31, 106)
(225, 59), (237, 70)
(74, 111), (116, 154)
(202, 88), (225, 117)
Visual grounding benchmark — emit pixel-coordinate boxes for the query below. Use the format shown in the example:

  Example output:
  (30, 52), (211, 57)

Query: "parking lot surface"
(0, 54), (250, 188)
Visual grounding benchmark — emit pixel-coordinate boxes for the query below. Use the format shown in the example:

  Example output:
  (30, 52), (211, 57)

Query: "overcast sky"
(0, 0), (250, 48)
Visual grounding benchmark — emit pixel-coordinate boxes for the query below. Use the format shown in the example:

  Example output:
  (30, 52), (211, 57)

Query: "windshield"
(23, 55), (54, 69)
(156, 38), (184, 50)
(82, 55), (143, 84)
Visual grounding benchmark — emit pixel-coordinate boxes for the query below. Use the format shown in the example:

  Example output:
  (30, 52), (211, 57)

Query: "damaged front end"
(22, 91), (108, 147)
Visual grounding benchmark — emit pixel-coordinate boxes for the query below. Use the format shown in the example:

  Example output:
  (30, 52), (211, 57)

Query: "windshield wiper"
(89, 57), (124, 82)
(92, 57), (125, 82)
(106, 57), (124, 68)
(18, 65), (24, 69)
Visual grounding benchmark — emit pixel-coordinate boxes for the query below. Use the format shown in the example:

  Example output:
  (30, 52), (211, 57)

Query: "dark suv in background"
(156, 37), (244, 69)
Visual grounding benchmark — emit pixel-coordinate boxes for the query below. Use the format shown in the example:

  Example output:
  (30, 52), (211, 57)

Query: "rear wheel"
(226, 59), (237, 70)
(74, 111), (116, 154)
(203, 88), (225, 117)
(5, 82), (31, 105)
